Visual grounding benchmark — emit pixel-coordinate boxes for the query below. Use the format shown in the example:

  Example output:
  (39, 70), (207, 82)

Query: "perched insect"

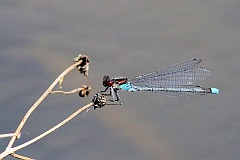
(92, 58), (219, 109)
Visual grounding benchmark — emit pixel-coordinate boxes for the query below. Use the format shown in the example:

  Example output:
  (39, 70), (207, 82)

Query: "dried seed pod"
(74, 54), (90, 77)
(78, 85), (91, 97)
(92, 93), (107, 109)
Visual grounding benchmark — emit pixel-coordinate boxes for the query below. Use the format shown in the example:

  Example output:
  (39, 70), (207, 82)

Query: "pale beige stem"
(50, 88), (83, 95)
(11, 153), (35, 160)
(0, 133), (20, 139)
(4, 61), (82, 156)
(12, 102), (93, 152)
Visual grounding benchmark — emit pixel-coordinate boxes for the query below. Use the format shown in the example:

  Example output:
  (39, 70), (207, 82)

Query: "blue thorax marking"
(119, 82), (138, 92)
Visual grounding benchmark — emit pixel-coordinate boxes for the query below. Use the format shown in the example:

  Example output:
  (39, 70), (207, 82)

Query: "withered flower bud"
(74, 54), (90, 77)
(78, 85), (91, 97)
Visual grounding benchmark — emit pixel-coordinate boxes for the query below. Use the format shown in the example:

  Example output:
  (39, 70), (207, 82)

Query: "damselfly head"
(102, 75), (113, 87)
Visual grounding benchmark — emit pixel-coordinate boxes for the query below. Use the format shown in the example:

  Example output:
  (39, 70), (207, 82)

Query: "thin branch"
(4, 60), (83, 155)
(12, 102), (93, 152)
(0, 102), (93, 159)
(50, 85), (91, 97)
(0, 55), (90, 159)
(0, 133), (20, 139)
(50, 88), (83, 95)
(11, 153), (34, 160)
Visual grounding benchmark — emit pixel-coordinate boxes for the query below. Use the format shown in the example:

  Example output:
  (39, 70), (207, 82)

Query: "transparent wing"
(140, 67), (211, 87)
(130, 58), (211, 87)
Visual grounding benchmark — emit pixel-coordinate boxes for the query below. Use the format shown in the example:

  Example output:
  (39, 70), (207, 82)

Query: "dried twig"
(50, 88), (83, 95)
(0, 54), (91, 159)
(12, 102), (93, 153)
(50, 85), (91, 96)
(7, 61), (82, 149)
(0, 102), (93, 159)
(11, 153), (35, 160)
(0, 133), (20, 139)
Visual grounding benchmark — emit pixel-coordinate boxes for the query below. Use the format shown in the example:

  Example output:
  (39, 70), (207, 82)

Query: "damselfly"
(92, 58), (219, 109)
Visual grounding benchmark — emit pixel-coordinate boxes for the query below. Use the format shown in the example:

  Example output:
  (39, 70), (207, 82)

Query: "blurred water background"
(0, 1), (239, 160)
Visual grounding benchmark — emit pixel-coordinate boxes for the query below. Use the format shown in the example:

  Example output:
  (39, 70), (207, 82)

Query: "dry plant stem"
(50, 88), (83, 95)
(12, 102), (93, 153)
(5, 61), (82, 153)
(11, 153), (34, 160)
(0, 133), (19, 139)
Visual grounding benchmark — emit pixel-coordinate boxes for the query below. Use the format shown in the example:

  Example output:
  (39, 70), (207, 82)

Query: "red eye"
(107, 81), (114, 86)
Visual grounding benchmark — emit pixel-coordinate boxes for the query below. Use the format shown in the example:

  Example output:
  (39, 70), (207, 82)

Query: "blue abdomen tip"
(211, 88), (220, 94)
